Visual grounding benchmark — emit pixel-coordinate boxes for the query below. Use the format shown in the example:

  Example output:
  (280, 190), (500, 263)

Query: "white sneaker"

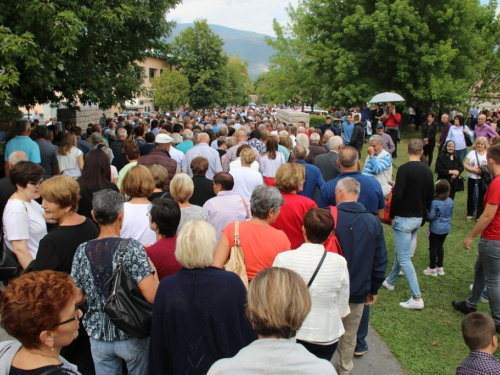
(399, 298), (424, 310)
(436, 267), (445, 276)
(399, 270), (405, 276)
(383, 280), (394, 291)
(423, 268), (437, 277)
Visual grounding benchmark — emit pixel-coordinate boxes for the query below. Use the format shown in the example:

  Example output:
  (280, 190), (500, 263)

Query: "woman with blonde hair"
(169, 173), (211, 234)
(464, 136), (490, 220)
(230, 146), (264, 203)
(57, 133), (84, 178)
(149, 221), (255, 375)
(120, 164), (156, 245)
(271, 163), (317, 249)
(208, 268), (336, 374)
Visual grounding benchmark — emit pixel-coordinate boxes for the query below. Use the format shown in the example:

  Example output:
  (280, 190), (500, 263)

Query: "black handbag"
(104, 239), (153, 338)
(463, 127), (473, 147)
(0, 231), (20, 282)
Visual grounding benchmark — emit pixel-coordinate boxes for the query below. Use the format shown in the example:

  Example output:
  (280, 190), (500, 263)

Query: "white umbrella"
(369, 92), (405, 103)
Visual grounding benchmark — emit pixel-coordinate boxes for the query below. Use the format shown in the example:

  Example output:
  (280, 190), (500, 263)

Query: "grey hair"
(183, 130), (193, 140)
(92, 189), (124, 225)
(324, 130), (334, 138)
(218, 127), (228, 136)
(8, 151), (28, 165)
(296, 133), (309, 149)
(338, 146), (359, 167)
(192, 130), (201, 143)
(198, 132), (210, 142)
(310, 133), (321, 142)
(329, 136), (343, 150)
(369, 135), (384, 145)
(117, 128), (127, 138)
(292, 145), (307, 160)
(250, 186), (284, 219)
(100, 146), (113, 161)
(336, 177), (360, 196)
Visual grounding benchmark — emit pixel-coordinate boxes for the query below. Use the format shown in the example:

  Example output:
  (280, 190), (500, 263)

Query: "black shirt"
(390, 161), (434, 219)
(0, 177), (14, 229)
(111, 153), (128, 172)
(33, 218), (100, 274)
(77, 182), (119, 220)
(10, 365), (76, 375)
(190, 176), (216, 207)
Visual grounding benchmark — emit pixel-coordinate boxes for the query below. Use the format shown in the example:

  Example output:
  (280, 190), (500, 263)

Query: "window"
(149, 68), (157, 81)
(159, 69), (164, 76)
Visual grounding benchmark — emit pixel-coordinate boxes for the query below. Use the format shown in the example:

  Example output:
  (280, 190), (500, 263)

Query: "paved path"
(332, 324), (404, 374)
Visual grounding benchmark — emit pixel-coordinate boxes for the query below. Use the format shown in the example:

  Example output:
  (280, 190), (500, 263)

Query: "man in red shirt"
(382, 105), (401, 158)
(453, 144), (500, 332)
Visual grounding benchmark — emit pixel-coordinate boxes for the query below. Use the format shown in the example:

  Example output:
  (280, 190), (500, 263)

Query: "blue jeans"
(467, 238), (500, 324)
(386, 216), (422, 298)
(90, 337), (149, 375)
(456, 148), (467, 162)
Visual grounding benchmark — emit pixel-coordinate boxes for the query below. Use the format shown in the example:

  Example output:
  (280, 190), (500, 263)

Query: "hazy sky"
(168, 0), (299, 36)
(168, 0), (499, 37)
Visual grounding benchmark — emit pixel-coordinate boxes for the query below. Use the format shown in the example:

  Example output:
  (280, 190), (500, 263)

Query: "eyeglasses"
(27, 180), (43, 188)
(58, 306), (80, 326)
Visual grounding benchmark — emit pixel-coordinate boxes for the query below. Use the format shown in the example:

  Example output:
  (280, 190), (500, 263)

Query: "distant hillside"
(166, 23), (275, 79)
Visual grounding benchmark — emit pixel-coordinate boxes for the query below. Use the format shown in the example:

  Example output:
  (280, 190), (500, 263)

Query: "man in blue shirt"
(291, 145), (325, 201)
(5, 120), (41, 176)
(318, 146), (385, 218)
(341, 114), (355, 145)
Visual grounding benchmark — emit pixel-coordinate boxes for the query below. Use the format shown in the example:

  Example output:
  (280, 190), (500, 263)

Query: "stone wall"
(276, 109), (310, 127)
(57, 105), (112, 129)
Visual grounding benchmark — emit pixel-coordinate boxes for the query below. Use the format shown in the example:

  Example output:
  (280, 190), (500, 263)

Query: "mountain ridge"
(166, 23), (275, 79)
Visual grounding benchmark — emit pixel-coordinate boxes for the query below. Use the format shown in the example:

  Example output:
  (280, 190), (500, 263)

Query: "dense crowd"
(0, 103), (500, 375)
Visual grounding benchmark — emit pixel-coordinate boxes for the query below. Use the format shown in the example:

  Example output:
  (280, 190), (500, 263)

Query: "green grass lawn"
(365, 126), (489, 375)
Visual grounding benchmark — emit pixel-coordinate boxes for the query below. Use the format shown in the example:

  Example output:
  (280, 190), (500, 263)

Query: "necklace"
(22, 347), (59, 361)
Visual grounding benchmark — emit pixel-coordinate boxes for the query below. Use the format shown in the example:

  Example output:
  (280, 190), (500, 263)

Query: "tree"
(0, 0), (180, 120)
(151, 70), (189, 111)
(222, 56), (252, 106)
(263, 0), (500, 110)
(172, 20), (228, 109)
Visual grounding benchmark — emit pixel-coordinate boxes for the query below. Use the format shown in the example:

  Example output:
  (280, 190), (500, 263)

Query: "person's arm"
(434, 156), (450, 177)
(491, 135), (500, 145)
(11, 240), (34, 269)
(4, 163), (9, 177)
(428, 123), (438, 140)
(367, 154), (392, 174)
(137, 274), (158, 304)
(338, 261), (351, 315)
(52, 164), (60, 175)
(317, 184), (331, 209)
(316, 171), (325, 190)
(385, 135), (395, 154)
(393, 112), (402, 125)
(77, 153), (84, 171)
(464, 157), (477, 174)
(427, 201), (437, 222)
(212, 232), (231, 268)
(464, 203), (498, 249)
(377, 208), (384, 220)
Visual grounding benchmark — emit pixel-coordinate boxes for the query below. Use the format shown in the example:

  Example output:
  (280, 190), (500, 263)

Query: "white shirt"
(203, 191), (250, 242)
(466, 150), (487, 179)
(261, 153), (285, 178)
(120, 202), (156, 246)
(168, 146), (185, 168)
(3, 199), (47, 259)
(273, 243), (350, 343)
(229, 167), (264, 203)
(446, 125), (473, 150)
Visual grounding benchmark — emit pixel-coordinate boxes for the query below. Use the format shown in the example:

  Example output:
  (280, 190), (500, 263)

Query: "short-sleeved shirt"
(35, 139), (58, 179)
(178, 205), (211, 234)
(222, 221), (291, 280)
(145, 236), (181, 281)
(5, 136), (41, 163)
(3, 199), (46, 258)
(482, 175), (500, 240)
(71, 237), (153, 341)
(474, 124), (498, 143)
(466, 150), (487, 180)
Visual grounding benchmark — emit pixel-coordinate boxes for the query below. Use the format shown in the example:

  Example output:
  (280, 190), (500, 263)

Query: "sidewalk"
(332, 324), (404, 374)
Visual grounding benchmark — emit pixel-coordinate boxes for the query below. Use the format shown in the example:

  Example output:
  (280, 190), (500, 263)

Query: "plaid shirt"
(457, 351), (500, 375)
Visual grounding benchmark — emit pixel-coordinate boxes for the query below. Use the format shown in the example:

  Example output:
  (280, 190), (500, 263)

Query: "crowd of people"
(0, 103), (499, 375)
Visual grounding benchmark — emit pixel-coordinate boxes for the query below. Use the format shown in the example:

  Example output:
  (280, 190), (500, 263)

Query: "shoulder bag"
(475, 148), (493, 191)
(324, 206), (343, 255)
(223, 222), (249, 288)
(463, 127), (473, 147)
(307, 251), (327, 288)
(104, 239), (153, 338)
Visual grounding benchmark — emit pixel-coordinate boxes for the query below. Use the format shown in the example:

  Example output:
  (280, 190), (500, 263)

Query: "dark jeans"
(423, 143), (435, 167)
(387, 129), (398, 157)
(297, 339), (338, 361)
(429, 232), (447, 268)
(467, 177), (485, 218)
(356, 305), (369, 351)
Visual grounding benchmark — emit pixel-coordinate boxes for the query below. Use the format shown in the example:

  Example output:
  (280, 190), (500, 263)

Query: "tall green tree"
(151, 70), (189, 111)
(173, 20), (228, 109)
(0, 0), (179, 119)
(263, 0), (499, 109)
(222, 56), (252, 106)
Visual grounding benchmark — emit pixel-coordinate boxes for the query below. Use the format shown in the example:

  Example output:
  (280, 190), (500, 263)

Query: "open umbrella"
(369, 92), (405, 103)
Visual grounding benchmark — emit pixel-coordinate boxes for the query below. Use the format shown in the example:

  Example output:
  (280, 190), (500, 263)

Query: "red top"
(145, 236), (181, 281)
(482, 175), (500, 240)
(382, 113), (402, 128)
(271, 193), (317, 249)
(223, 221), (291, 280)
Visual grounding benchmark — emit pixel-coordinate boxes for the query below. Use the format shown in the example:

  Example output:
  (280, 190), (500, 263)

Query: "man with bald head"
(182, 132), (222, 179)
(474, 114), (499, 145)
(439, 113), (453, 149)
(221, 129), (261, 172)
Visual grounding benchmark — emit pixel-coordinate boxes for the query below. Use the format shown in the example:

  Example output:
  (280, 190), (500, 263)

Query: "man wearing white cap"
(137, 133), (179, 191)
(182, 132), (222, 179)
